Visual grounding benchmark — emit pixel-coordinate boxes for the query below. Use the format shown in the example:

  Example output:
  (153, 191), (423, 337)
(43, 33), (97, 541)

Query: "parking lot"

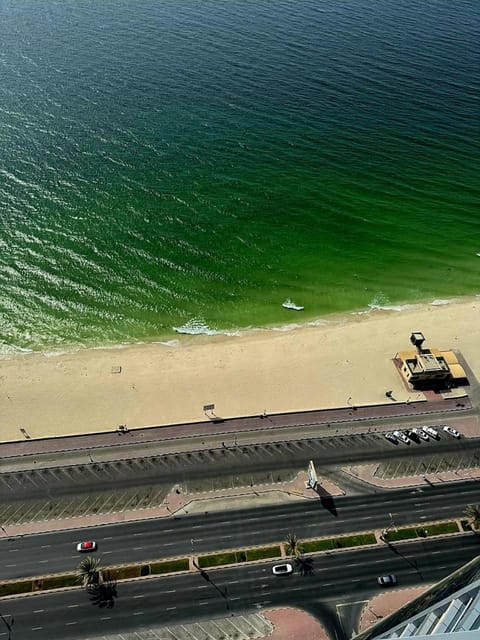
(84, 613), (272, 640)
(0, 429), (475, 525)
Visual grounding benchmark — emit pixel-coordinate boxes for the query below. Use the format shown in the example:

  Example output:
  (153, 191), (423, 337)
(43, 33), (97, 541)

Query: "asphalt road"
(0, 430), (477, 503)
(0, 479), (478, 580)
(2, 534), (478, 640)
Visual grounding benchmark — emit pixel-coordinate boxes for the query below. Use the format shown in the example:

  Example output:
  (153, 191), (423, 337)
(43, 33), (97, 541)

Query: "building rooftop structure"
(355, 556), (480, 640)
(395, 333), (467, 390)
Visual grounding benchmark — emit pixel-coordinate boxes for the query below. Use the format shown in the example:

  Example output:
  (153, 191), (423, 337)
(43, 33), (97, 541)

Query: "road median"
(0, 519), (470, 599)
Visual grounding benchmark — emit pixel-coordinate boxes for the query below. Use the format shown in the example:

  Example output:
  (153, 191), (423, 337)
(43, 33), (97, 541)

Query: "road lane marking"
(31, 627), (43, 631)
(229, 580), (239, 584)
(33, 610), (44, 613)
(103, 550), (113, 554)
(38, 560), (49, 563)
(103, 536), (113, 540)
(65, 622), (77, 625)
(40, 545), (51, 548)
(101, 617), (111, 620)
(6, 564), (16, 568)
(133, 547), (143, 550)
(165, 589), (176, 593)
(133, 595), (145, 598)
(166, 606), (176, 610)
(67, 604), (79, 608)
(8, 549), (18, 553)
(199, 601), (209, 605)
(133, 612), (143, 615)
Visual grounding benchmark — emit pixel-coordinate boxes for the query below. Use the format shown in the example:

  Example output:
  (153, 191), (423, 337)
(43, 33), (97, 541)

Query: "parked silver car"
(393, 430), (410, 445)
(423, 426), (439, 438)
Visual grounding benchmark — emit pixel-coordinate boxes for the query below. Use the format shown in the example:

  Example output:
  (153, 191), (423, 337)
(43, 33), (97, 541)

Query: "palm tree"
(77, 556), (103, 590)
(284, 532), (303, 558)
(464, 504), (480, 531)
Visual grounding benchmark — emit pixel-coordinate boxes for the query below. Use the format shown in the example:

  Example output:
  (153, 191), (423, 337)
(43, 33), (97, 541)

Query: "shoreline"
(0, 293), (476, 360)
(0, 296), (479, 444)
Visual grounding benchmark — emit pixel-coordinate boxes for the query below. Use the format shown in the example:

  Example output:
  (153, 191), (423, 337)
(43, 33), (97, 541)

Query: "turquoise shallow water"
(0, 0), (479, 351)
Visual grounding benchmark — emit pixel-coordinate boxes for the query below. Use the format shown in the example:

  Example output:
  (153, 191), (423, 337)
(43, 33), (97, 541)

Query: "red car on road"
(76, 540), (97, 552)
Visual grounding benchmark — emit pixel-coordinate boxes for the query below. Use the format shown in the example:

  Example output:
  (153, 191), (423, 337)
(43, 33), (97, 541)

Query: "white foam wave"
(368, 296), (417, 312)
(430, 299), (456, 306)
(158, 339), (181, 347)
(173, 318), (240, 337)
(271, 323), (302, 332)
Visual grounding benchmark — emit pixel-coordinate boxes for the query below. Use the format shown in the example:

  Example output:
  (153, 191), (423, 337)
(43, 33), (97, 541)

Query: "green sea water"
(0, 0), (479, 351)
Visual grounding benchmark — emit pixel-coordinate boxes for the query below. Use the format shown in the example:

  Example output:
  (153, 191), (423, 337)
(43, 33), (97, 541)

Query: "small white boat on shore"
(282, 299), (304, 311)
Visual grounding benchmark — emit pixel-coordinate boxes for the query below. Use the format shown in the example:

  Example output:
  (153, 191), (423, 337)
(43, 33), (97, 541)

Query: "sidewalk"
(0, 394), (471, 460)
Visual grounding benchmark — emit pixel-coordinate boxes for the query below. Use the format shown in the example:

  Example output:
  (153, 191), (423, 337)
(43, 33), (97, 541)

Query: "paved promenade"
(0, 394), (470, 458)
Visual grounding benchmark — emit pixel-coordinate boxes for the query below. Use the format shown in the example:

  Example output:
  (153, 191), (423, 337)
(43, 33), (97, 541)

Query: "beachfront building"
(355, 556), (480, 640)
(395, 333), (467, 390)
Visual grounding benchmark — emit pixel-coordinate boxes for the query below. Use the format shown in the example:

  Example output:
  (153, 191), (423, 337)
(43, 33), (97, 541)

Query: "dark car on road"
(377, 574), (398, 587)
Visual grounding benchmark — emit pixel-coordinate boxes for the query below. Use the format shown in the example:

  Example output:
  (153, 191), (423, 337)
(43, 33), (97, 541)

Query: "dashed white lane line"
(67, 604), (79, 608)
(6, 564), (16, 568)
(8, 549), (18, 553)
(103, 536), (113, 540)
(65, 622), (77, 626)
(133, 612), (144, 616)
(31, 627), (43, 631)
(133, 594), (144, 599)
(101, 616), (111, 620)
(199, 601), (209, 606)
(166, 606), (176, 611)
(40, 545), (51, 548)
(33, 610), (44, 614)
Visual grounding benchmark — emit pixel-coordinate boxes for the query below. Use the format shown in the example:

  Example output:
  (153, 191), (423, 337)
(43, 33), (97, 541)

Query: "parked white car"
(412, 428), (429, 441)
(423, 426), (439, 438)
(443, 425), (461, 439)
(393, 430), (410, 445)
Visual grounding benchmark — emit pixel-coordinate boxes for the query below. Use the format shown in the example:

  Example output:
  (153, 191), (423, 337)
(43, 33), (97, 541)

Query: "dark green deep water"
(0, 0), (479, 351)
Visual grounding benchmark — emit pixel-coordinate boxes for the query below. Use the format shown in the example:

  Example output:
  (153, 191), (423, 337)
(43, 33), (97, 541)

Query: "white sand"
(1, 298), (479, 443)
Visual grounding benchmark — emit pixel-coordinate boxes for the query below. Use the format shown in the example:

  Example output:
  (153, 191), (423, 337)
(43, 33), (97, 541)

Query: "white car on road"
(443, 425), (461, 439)
(393, 430), (410, 445)
(272, 563), (293, 576)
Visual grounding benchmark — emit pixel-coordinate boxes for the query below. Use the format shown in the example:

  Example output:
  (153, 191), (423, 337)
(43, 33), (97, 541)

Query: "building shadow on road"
(314, 483), (338, 517)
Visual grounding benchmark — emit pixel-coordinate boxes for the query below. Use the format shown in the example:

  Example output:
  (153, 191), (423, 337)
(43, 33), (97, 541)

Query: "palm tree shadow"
(89, 579), (118, 608)
(295, 554), (315, 577)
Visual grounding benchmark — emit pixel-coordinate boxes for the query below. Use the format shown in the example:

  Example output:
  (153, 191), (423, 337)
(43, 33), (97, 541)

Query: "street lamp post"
(191, 538), (199, 569)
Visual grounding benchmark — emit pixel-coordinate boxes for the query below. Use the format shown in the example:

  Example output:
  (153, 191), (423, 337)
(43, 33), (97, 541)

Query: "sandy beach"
(1, 298), (479, 443)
